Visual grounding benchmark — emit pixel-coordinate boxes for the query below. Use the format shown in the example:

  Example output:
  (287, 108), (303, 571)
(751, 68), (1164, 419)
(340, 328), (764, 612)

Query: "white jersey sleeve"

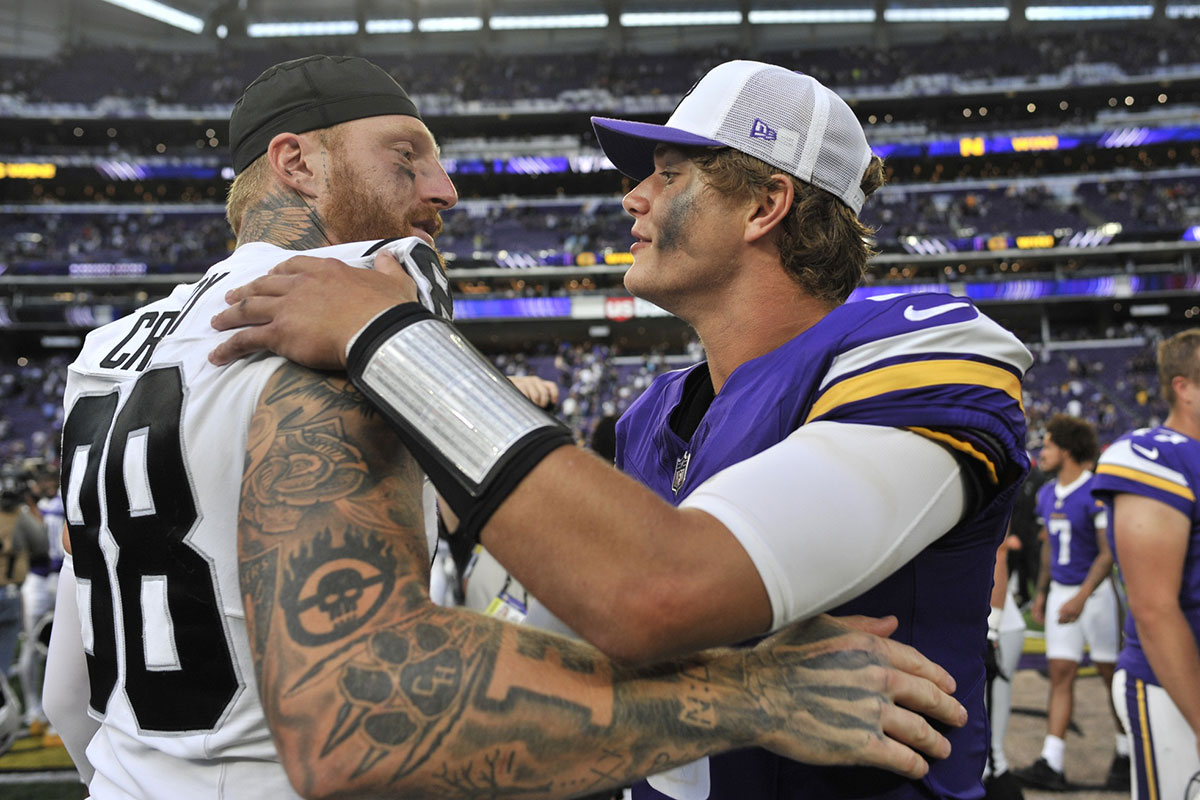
(679, 421), (967, 632)
(43, 555), (99, 786)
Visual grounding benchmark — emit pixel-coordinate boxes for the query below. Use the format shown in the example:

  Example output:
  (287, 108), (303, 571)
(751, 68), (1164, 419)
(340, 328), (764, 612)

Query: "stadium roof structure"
(4, 0), (1200, 57)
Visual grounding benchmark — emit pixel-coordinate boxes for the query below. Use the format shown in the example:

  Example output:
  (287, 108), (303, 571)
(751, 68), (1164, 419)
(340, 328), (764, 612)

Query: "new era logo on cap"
(749, 118), (777, 141)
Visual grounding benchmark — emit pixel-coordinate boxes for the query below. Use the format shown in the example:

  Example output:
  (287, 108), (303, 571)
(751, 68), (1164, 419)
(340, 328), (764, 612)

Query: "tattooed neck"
(238, 189), (334, 250)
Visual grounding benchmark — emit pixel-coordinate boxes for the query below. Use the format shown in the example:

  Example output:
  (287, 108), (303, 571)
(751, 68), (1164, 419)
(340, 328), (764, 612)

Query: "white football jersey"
(60, 240), (386, 799)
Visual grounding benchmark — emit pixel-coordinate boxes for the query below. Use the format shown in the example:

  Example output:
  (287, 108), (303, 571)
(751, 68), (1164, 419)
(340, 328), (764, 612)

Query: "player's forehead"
(351, 114), (441, 154)
(652, 143), (690, 165)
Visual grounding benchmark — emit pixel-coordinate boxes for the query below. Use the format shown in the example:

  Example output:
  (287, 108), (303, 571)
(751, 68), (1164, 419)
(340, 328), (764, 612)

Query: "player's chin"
(623, 260), (653, 296)
(624, 272), (678, 312)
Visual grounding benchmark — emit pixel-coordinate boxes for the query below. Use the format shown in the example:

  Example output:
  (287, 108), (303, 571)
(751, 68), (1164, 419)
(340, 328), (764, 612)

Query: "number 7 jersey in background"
(1035, 471), (1106, 586)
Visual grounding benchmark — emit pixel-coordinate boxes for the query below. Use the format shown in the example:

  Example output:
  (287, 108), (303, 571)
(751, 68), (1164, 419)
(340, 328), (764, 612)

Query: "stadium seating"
(2, 25), (1198, 107)
(4, 171), (1196, 276)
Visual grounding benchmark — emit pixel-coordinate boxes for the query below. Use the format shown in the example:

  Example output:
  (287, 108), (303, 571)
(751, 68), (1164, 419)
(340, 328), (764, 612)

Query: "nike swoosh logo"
(1131, 443), (1159, 460)
(903, 302), (970, 322)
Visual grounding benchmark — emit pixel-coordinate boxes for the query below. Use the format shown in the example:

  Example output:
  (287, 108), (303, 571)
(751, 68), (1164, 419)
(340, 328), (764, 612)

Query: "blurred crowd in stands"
(1, 24), (1198, 109)
(1023, 336), (1167, 446)
(4, 174), (1197, 273)
(0, 356), (67, 469)
(871, 174), (1200, 245)
(0, 212), (232, 270)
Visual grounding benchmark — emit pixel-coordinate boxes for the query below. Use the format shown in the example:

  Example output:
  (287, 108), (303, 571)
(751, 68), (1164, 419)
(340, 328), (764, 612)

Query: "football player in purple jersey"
(1014, 415), (1127, 791)
(1093, 330), (1200, 800)
(210, 61), (1033, 799)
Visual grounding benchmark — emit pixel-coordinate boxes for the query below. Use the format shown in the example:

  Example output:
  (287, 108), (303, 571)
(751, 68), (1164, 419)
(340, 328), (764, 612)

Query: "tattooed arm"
(240, 363), (963, 800)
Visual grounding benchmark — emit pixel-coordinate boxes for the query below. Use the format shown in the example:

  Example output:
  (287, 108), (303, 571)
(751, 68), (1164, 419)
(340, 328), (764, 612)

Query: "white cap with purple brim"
(591, 60), (874, 214)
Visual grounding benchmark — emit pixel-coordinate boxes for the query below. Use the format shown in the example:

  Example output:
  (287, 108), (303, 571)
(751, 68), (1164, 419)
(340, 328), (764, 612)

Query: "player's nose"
(622, 179), (652, 217)
(423, 162), (458, 209)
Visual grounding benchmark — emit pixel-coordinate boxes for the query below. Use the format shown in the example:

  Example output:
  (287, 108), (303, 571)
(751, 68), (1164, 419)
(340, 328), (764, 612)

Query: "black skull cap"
(229, 54), (421, 174)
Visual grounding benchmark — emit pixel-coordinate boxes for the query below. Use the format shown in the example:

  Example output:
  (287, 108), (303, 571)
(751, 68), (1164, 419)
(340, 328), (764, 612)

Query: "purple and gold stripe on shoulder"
(1095, 438), (1196, 502)
(806, 355), (1023, 424)
(1094, 464), (1196, 503)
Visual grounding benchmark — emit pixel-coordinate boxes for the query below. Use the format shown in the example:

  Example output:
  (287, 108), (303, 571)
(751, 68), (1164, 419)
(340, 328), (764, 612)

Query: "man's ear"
(744, 174), (795, 244)
(265, 131), (322, 199)
(1173, 374), (1197, 408)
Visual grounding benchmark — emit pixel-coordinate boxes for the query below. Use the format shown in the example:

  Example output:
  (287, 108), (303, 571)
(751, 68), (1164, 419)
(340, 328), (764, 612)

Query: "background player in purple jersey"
(1014, 414), (1128, 791)
(210, 60), (1032, 799)
(1092, 329), (1200, 800)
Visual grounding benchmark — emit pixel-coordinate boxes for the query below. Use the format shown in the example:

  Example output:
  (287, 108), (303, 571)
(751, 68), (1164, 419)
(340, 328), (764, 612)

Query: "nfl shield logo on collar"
(672, 451), (691, 494)
(749, 118), (777, 141)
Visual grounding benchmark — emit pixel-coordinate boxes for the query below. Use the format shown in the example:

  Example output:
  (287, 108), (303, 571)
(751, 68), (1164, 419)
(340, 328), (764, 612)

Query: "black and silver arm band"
(347, 303), (574, 543)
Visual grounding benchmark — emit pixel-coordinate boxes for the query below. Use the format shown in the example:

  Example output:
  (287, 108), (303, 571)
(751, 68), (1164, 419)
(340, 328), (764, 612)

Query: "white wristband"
(359, 317), (556, 486)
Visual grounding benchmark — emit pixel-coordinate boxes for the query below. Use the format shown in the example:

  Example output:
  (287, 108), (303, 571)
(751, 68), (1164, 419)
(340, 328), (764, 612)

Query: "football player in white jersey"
(44, 55), (965, 799)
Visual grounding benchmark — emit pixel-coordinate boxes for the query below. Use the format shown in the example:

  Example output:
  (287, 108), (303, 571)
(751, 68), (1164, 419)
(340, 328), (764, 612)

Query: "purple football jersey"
(1093, 426), (1200, 686)
(619, 293), (1031, 800)
(1035, 474), (1105, 586)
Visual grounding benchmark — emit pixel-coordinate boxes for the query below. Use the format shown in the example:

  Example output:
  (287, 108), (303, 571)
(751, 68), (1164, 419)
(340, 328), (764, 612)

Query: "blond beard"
(322, 150), (443, 250)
